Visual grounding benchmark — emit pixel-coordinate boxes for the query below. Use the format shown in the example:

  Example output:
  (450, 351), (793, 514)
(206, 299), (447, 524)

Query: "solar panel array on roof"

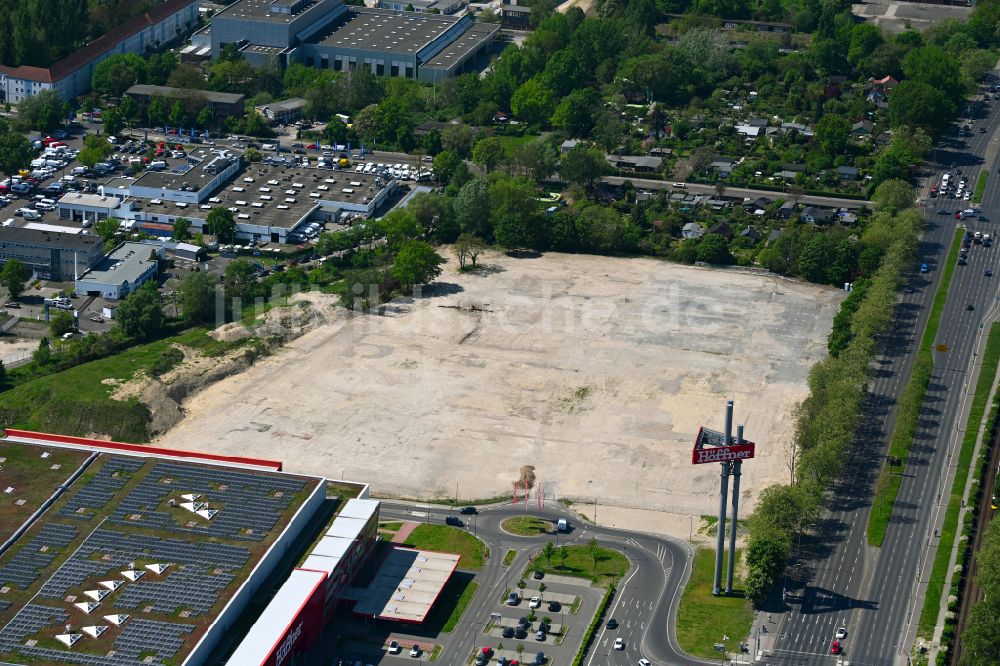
(58, 456), (146, 521)
(0, 523), (78, 589)
(0, 603), (193, 665)
(105, 462), (306, 540)
(40, 528), (250, 598)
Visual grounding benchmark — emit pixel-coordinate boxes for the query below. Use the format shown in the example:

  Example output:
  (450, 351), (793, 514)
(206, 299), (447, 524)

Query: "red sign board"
(691, 443), (756, 465)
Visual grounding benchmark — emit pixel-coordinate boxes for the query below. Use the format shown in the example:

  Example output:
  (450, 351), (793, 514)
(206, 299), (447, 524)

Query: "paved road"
(601, 176), (874, 209)
(765, 91), (1000, 665)
(376, 500), (715, 666)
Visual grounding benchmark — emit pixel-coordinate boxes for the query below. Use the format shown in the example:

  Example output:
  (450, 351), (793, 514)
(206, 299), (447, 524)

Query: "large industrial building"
(197, 0), (498, 82)
(0, 222), (105, 281)
(0, 429), (382, 666)
(75, 242), (162, 300)
(94, 147), (397, 244)
(0, 0), (199, 103)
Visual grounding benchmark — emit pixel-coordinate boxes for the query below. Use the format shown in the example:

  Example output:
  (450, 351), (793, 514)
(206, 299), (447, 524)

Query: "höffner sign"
(691, 443), (756, 464)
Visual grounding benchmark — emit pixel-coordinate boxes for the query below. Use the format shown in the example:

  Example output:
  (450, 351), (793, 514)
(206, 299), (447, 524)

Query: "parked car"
(529, 596), (541, 609)
(410, 645), (421, 657)
(830, 640), (842, 655)
(533, 570), (544, 580)
(388, 640), (401, 654)
(547, 600), (561, 612)
(508, 592), (520, 606)
(835, 627), (847, 639)
(502, 626), (514, 638)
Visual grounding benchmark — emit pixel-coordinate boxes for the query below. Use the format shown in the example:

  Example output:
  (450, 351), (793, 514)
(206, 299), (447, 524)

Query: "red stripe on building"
(2, 429), (283, 470)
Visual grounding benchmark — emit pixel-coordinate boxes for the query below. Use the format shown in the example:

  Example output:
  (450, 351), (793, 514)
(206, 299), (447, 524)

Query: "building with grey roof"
(0, 223), (104, 281)
(75, 242), (161, 300)
(209, 0), (497, 81)
(256, 97), (307, 124)
(125, 84), (246, 119)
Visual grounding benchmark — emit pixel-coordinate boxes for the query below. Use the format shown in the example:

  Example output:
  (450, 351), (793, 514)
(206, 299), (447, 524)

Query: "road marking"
(410, 511), (427, 518)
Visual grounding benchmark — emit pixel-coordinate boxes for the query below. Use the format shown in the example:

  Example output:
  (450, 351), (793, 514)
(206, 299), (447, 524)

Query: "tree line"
(743, 185), (923, 603)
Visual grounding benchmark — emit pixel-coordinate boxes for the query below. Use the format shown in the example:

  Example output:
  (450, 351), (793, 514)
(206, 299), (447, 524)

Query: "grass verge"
(503, 549), (517, 566)
(571, 584), (614, 666)
(502, 516), (552, 536)
(676, 548), (754, 659)
(916, 322), (1000, 638)
(868, 228), (962, 547)
(526, 544), (628, 587)
(402, 524), (488, 570)
(442, 580), (478, 632)
(973, 170), (989, 204)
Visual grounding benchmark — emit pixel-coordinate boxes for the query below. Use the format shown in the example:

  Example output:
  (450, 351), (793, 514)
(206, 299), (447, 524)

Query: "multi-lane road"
(375, 500), (713, 666)
(766, 89), (1000, 665)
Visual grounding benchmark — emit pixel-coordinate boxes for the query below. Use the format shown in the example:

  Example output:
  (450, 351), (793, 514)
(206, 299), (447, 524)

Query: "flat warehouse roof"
(339, 498), (380, 520)
(422, 21), (498, 69)
(57, 192), (124, 210)
(76, 242), (156, 287)
(125, 147), (243, 194)
(0, 435), (322, 666)
(325, 516), (368, 539)
(351, 547), (459, 623)
(226, 568), (326, 664)
(311, 535), (355, 559)
(217, 0), (319, 22)
(317, 8), (461, 54)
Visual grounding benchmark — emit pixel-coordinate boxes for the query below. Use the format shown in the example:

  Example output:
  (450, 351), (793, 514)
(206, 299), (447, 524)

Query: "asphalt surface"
(375, 500), (715, 666)
(765, 90), (1000, 665)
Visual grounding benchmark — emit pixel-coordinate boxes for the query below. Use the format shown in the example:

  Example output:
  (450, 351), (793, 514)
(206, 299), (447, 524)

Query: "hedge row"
(572, 584), (616, 666)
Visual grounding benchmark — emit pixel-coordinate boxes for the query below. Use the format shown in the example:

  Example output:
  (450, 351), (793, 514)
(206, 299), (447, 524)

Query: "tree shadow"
(507, 249), (543, 259)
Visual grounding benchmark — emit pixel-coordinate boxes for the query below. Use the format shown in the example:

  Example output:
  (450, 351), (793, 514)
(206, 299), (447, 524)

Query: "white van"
(557, 518), (569, 532)
(17, 208), (40, 220)
(148, 161), (167, 170)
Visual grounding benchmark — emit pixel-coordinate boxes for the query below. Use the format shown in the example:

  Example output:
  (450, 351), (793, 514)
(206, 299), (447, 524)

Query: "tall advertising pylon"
(692, 401), (756, 595)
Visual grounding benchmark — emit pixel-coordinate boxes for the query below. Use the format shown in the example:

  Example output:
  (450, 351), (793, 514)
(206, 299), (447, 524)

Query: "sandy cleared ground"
(0, 338), (38, 366)
(155, 252), (842, 537)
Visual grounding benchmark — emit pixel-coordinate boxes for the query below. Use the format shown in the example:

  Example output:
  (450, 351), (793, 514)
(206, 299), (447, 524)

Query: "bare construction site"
(155, 252), (842, 534)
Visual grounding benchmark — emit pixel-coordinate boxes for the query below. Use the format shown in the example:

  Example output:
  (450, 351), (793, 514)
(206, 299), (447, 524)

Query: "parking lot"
(308, 525), (604, 666)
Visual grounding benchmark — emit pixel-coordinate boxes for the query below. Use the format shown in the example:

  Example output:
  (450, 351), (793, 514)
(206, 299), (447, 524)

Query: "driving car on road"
(445, 515), (463, 527)
(614, 637), (625, 650)
(459, 506), (477, 514)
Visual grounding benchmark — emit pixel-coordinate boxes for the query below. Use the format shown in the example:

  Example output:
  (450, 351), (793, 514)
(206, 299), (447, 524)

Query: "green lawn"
(402, 524), (488, 570)
(0, 328), (243, 443)
(868, 228), (963, 546)
(973, 170), (989, 204)
(0, 444), (89, 543)
(494, 133), (540, 153)
(527, 544), (629, 587)
(676, 548), (754, 659)
(917, 322), (1000, 637)
(502, 516), (552, 536)
(379, 521), (403, 532)
(442, 580), (478, 632)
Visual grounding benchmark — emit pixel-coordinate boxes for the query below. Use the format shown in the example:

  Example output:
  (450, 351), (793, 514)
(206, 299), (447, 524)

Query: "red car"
(306, 143), (319, 149)
(480, 647), (493, 656)
(830, 640), (842, 655)
(166, 129), (178, 134)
